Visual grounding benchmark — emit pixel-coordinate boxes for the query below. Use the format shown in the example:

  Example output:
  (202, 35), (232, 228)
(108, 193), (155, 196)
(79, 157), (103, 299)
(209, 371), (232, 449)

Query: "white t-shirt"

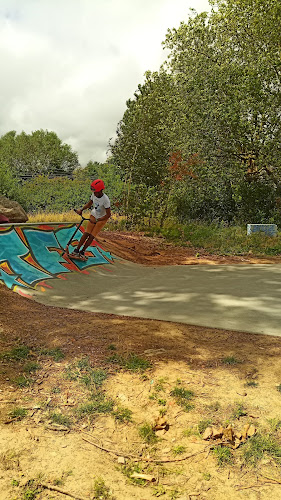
(90, 193), (110, 219)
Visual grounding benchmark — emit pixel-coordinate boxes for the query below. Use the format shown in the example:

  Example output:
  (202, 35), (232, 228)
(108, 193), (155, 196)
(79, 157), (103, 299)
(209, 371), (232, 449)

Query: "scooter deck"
(66, 252), (88, 262)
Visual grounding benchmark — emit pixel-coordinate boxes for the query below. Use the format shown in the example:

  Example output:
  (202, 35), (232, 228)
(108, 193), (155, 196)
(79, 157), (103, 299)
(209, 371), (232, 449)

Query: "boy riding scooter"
(70, 179), (111, 261)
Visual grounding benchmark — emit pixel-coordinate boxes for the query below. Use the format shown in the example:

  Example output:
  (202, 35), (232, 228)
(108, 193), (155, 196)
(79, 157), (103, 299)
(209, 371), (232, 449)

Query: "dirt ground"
(1, 231), (281, 500)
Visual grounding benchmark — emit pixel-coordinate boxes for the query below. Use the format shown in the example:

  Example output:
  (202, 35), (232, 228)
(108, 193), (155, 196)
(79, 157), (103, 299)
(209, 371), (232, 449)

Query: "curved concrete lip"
(30, 258), (281, 337)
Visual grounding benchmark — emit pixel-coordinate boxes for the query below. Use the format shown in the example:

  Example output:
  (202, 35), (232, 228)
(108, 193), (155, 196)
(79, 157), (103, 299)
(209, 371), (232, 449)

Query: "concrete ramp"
(2, 223), (281, 337)
(0, 223), (114, 293)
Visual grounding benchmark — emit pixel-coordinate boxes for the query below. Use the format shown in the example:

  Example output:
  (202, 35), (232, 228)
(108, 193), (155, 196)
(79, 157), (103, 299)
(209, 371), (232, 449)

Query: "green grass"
(245, 381), (258, 388)
(172, 445), (186, 456)
(268, 419), (281, 433)
(65, 357), (108, 389)
(23, 362), (41, 373)
(242, 434), (281, 466)
(198, 419), (212, 435)
(170, 387), (194, 411)
(39, 347), (64, 362)
(2, 345), (30, 361)
(222, 356), (242, 365)
(212, 445), (233, 466)
(14, 375), (32, 387)
(93, 478), (113, 499)
(77, 393), (114, 418)
(121, 462), (148, 486)
(231, 402), (247, 420)
(277, 384), (281, 393)
(107, 353), (151, 372)
(9, 407), (28, 420)
(135, 219), (281, 257)
(113, 407), (133, 423)
(138, 423), (158, 444)
(50, 412), (72, 427)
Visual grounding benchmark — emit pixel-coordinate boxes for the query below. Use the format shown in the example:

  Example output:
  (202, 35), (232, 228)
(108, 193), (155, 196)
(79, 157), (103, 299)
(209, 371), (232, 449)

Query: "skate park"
(1, 221), (281, 337)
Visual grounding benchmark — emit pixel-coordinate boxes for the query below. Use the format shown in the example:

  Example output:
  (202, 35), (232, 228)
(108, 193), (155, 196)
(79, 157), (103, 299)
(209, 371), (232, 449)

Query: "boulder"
(0, 196), (28, 223)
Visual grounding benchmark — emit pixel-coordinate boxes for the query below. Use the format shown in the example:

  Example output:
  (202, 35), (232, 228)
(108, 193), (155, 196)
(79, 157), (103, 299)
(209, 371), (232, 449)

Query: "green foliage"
(23, 362), (41, 373)
(93, 477), (114, 499)
(245, 381), (258, 388)
(170, 387), (194, 411)
(107, 353), (151, 372)
(39, 347), (64, 362)
(77, 393), (114, 418)
(231, 403), (247, 420)
(113, 407), (133, 423)
(139, 423), (158, 444)
(14, 375), (32, 388)
(0, 129), (78, 176)
(121, 462), (148, 485)
(242, 433), (281, 466)
(50, 412), (72, 427)
(133, 219), (281, 257)
(65, 357), (108, 389)
(109, 0), (281, 225)
(1, 345), (30, 361)
(222, 356), (242, 366)
(20, 175), (89, 213)
(9, 407), (28, 420)
(172, 445), (186, 456)
(0, 162), (21, 200)
(212, 445), (233, 466)
(198, 420), (212, 435)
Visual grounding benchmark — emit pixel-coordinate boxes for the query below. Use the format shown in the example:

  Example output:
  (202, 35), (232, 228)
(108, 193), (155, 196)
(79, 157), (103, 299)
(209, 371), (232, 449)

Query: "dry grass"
(27, 211), (82, 223)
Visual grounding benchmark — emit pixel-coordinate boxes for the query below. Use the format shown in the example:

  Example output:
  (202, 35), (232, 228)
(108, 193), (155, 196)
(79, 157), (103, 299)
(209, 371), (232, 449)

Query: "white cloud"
(0, 0), (211, 165)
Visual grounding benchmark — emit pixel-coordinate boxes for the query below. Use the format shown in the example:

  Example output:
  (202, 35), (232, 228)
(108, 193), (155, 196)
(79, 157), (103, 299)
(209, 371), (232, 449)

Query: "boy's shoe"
(79, 250), (88, 261)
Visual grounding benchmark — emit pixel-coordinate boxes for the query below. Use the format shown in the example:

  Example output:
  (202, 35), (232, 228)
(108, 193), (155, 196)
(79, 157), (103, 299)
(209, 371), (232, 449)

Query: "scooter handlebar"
(73, 208), (90, 221)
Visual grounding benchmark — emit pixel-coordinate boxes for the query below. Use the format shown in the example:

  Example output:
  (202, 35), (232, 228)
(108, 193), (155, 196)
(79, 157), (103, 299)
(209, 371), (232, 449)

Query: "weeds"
(212, 445), (233, 466)
(107, 353), (151, 372)
(172, 445), (186, 456)
(242, 434), (281, 466)
(113, 407), (133, 423)
(51, 386), (61, 394)
(39, 347), (64, 362)
(268, 418), (281, 433)
(121, 462), (148, 486)
(198, 419), (212, 435)
(77, 393), (114, 418)
(170, 387), (194, 411)
(93, 477), (114, 499)
(245, 381), (258, 388)
(231, 402), (247, 420)
(2, 345), (30, 361)
(14, 375), (32, 388)
(9, 407), (28, 420)
(23, 362), (41, 373)
(222, 356), (242, 365)
(139, 423), (157, 444)
(50, 412), (72, 427)
(65, 357), (107, 389)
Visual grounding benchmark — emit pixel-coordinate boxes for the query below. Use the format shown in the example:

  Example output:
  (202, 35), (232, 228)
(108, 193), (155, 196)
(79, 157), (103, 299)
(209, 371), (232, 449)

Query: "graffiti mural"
(0, 223), (114, 292)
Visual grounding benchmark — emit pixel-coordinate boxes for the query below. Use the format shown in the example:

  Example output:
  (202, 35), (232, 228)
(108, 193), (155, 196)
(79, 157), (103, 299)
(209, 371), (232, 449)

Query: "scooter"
(64, 210), (90, 261)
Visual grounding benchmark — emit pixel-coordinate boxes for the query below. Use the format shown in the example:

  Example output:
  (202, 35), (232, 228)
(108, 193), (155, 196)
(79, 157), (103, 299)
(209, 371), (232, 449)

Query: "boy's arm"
(97, 207), (111, 222)
(76, 200), (93, 215)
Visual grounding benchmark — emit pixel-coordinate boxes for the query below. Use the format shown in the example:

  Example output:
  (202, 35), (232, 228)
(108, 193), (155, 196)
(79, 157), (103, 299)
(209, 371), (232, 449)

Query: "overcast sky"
(0, 0), (210, 166)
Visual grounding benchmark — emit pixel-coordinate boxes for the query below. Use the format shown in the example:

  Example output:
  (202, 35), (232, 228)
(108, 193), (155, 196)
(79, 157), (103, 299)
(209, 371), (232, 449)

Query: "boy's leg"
(75, 232), (90, 251)
(80, 220), (107, 253)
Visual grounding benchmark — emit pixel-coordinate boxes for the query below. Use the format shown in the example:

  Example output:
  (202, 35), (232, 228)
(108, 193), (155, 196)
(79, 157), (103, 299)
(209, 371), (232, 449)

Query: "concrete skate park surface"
(30, 258), (281, 337)
(1, 222), (281, 337)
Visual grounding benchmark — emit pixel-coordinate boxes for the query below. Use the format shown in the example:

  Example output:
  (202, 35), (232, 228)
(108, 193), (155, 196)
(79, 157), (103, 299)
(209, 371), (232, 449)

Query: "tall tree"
(0, 129), (79, 176)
